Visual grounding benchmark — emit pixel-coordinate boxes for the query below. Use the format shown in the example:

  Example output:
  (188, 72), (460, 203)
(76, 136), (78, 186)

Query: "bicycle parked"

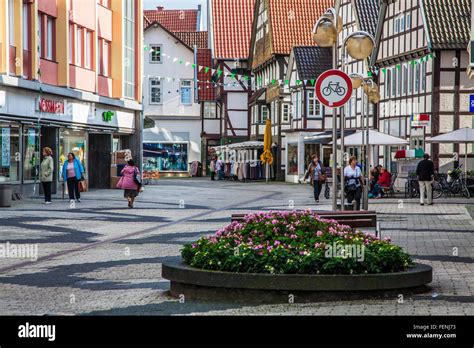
(433, 165), (470, 199)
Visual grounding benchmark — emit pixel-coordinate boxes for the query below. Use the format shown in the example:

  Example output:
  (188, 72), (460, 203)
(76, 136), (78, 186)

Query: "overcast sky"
(143, 0), (208, 29)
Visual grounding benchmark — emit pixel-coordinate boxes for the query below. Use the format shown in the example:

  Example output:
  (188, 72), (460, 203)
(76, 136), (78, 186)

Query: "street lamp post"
(313, 10), (375, 211)
(350, 75), (381, 210)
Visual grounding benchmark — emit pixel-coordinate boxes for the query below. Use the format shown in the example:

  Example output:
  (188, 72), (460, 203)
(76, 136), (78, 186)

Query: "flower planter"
(162, 261), (433, 303)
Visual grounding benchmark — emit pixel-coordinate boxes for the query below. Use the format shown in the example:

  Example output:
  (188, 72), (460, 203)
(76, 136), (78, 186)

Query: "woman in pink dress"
(117, 160), (141, 208)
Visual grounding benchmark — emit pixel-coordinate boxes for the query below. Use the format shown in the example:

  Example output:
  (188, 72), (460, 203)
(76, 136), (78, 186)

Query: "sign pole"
(331, 45), (338, 211)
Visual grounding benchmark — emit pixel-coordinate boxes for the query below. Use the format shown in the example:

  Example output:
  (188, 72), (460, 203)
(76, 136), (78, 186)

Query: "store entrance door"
(41, 127), (58, 194)
(89, 133), (112, 189)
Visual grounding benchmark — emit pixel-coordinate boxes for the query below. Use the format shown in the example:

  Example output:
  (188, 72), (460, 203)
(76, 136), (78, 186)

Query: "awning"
(304, 130), (356, 144)
(212, 141), (264, 151)
(336, 129), (409, 146)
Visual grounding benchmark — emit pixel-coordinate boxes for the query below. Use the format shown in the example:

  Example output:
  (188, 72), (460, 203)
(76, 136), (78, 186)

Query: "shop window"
(180, 80), (192, 104)
(150, 78), (162, 104)
(0, 124), (20, 182)
(59, 129), (87, 181)
(287, 143), (298, 175)
(150, 45), (162, 63)
(143, 143), (188, 172)
(23, 126), (40, 182)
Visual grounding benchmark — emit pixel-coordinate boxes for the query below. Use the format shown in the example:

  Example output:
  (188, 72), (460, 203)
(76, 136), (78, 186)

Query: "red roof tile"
(211, 0), (256, 59)
(197, 49), (216, 101)
(175, 31), (209, 49)
(269, 0), (333, 55)
(144, 7), (200, 32)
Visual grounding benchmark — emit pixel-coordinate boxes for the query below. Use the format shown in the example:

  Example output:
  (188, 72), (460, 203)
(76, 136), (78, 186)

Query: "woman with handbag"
(62, 153), (85, 204)
(304, 154), (326, 203)
(344, 156), (364, 210)
(40, 147), (54, 205)
(117, 159), (141, 208)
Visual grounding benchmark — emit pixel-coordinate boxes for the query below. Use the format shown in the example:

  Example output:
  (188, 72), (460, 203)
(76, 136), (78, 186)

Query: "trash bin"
(0, 184), (12, 207)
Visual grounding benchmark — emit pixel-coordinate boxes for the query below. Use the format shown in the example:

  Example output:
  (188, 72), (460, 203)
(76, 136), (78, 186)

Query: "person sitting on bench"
(369, 167), (391, 198)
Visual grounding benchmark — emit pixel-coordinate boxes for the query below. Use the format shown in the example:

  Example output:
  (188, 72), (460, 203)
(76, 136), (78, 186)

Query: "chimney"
(157, 6), (164, 10)
(197, 4), (202, 31)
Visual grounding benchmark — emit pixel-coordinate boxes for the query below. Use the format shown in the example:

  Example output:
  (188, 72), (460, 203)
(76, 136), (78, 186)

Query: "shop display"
(0, 125), (20, 182)
(143, 143), (188, 172)
(59, 129), (87, 181)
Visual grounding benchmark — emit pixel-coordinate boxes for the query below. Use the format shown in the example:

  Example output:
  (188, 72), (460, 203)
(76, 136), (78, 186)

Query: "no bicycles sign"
(315, 69), (353, 108)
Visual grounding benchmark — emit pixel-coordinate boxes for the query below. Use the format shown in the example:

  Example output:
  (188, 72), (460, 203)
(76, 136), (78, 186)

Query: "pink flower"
(271, 219), (278, 225)
(274, 240), (281, 246)
(316, 230), (323, 237)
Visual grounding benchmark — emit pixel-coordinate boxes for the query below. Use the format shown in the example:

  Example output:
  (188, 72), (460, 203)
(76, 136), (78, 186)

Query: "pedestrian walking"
(416, 153), (435, 206)
(116, 159), (141, 208)
(216, 157), (224, 180)
(210, 157), (216, 181)
(40, 147), (54, 204)
(344, 156), (364, 210)
(62, 153), (85, 204)
(304, 154), (326, 203)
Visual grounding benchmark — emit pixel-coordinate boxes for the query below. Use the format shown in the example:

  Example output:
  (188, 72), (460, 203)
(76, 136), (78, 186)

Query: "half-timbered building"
(374, 0), (473, 174)
(248, 0), (332, 180)
(206, 0), (255, 163)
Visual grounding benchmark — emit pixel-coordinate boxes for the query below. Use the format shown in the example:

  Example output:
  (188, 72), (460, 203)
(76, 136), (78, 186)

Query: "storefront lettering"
(38, 98), (65, 114)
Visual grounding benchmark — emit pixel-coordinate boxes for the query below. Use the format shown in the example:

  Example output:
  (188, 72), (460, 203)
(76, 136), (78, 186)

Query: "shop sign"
(102, 111), (115, 122)
(470, 95), (474, 113)
(411, 114), (430, 127)
(37, 97), (65, 114)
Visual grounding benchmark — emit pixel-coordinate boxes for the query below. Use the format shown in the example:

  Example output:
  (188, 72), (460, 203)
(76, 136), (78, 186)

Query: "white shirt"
(344, 165), (362, 187)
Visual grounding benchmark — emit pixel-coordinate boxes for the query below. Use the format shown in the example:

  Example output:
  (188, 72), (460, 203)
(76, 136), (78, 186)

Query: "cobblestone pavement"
(0, 178), (473, 315)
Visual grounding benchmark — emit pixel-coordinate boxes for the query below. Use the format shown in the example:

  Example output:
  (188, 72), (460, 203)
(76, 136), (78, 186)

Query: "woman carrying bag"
(304, 154), (326, 203)
(344, 156), (364, 210)
(40, 147), (54, 204)
(117, 159), (142, 208)
(62, 153), (85, 204)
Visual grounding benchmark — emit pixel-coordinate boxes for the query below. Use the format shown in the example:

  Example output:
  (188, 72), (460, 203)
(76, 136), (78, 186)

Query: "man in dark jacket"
(416, 153), (435, 206)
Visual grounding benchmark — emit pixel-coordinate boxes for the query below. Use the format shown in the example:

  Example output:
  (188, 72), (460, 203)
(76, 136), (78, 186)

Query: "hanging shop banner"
(1, 128), (10, 167)
(411, 114), (430, 127)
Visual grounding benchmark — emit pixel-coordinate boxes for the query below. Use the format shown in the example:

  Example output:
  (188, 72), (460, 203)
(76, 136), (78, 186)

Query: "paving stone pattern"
(0, 179), (473, 315)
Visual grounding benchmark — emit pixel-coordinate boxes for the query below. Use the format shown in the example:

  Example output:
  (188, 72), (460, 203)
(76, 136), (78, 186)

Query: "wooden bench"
(231, 210), (379, 236)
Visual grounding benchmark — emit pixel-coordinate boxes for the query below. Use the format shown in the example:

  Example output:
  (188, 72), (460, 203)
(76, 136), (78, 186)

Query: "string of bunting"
(143, 45), (317, 88)
(381, 53), (435, 75)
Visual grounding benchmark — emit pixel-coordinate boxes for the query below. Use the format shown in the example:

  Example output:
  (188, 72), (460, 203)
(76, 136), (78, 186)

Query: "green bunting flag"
(230, 73), (236, 79)
(205, 67), (210, 73)
(216, 70), (223, 77)
(310, 79), (315, 86)
(367, 72), (372, 77)
(396, 64), (401, 70)
(192, 63), (196, 69)
(285, 79), (289, 85)
(296, 80), (301, 85)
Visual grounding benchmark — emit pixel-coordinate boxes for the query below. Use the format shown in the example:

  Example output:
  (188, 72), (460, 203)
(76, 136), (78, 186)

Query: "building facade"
(142, 13), (207, 177)
(0, 0), (143, 196)
(204, 0), (255, 173)
(374, 0), (473, 173)
(248, 0), (332, 180)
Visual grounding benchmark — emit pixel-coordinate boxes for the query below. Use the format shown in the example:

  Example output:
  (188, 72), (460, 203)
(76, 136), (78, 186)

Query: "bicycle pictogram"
(322, 82), (346, 97)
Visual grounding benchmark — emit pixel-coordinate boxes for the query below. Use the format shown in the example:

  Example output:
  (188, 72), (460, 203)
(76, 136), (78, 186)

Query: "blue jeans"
(313, 181), (322, 201)
(371, 184), (381, 196)
(218, 170), (224, 180)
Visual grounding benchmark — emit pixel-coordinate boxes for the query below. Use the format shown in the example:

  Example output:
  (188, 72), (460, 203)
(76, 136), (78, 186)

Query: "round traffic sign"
(315, 69), (353, 108)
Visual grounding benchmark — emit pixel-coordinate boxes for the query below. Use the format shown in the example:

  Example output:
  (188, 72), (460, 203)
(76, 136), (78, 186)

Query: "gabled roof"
(269, 0), (333, 55)
(175, 32), (209, 49)
(291, 46), (333, 81)
(144, 7), (200, 32)
(421, 0), (471, 49)
(144, 21), (193, 51)
(353, 0), (380, 37)
(211, 0), (256, 59)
